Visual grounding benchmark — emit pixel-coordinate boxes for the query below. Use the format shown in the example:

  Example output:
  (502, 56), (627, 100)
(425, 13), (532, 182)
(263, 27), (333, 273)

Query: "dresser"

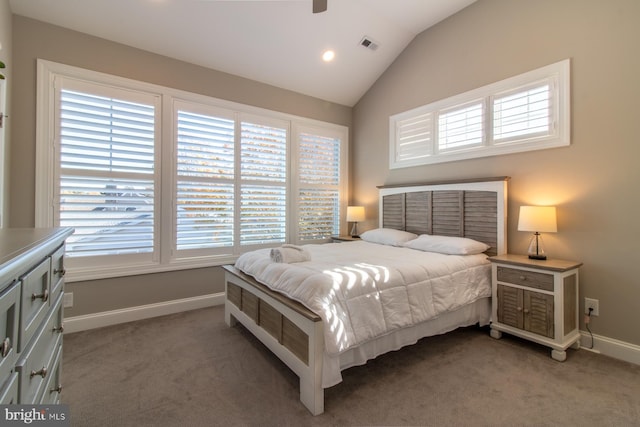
(488, 254), (582, 361)
(0, 227), (74, 404)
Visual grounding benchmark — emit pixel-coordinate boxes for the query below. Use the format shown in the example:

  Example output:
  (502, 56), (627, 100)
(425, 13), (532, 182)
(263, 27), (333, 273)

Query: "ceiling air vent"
(359, 36), (379, 51)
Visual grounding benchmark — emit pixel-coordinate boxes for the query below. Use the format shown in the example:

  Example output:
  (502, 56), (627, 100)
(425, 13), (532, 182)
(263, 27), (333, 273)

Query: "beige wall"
(353, 0), (640, 346)
(0, 0), (11, 227)
(10, 16), (352, 317)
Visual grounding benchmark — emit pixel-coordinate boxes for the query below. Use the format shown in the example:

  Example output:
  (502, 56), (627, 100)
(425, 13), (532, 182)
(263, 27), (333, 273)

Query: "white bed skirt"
(322, 297), (491, 388)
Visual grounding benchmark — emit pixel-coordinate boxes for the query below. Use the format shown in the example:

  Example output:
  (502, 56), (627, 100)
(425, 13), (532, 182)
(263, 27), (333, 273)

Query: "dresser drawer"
(50, 245), (66, 301)
(16, 294), (64, 403)
(0, 280), (20, 383)
(0, 372), (19, 404)
(496, 266), (554, 291)
(19, 257), (52, 352)
(40, 344), (62, 405)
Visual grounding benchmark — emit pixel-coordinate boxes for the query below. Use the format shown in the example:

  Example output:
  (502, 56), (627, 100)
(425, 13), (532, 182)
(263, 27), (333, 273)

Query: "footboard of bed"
(223, 265), (325, 415)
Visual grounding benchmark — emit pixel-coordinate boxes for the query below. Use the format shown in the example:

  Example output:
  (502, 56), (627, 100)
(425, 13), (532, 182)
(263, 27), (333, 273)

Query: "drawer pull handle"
(519, 275), (526, 281)
(1, 337), (11, 358)
(523, 308), (530, 314)
(53, 324), (64, 334)
(31, 367), (47, 379)
(54, 268), (66, 277)
(31, 289), (49, 302)
(50, 384), (63, 394)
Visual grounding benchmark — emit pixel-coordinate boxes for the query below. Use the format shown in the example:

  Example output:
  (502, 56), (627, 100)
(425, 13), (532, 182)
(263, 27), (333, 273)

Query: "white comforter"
(234, 240), (491, 356)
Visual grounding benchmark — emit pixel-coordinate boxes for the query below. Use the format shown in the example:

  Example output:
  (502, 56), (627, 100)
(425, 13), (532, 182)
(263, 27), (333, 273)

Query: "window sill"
(65, 255), (238, 283)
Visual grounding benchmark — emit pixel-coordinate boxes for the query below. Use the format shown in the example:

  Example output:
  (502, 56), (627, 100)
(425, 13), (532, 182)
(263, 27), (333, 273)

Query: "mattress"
(234, 241), (492, 358)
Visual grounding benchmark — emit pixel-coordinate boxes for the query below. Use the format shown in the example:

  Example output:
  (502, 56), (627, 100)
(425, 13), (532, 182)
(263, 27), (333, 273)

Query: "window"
(438, 101), (484, 152)
(175, 104), (235, 253)
(390, 112), (433, 167)
(389, 59), (570, 168)
(296, 127), (343, 242)
(56, 79), (160, 266)
(238, 117), (288, 247)
(492, 81), (552, 143)
(36, 60), (348, 281)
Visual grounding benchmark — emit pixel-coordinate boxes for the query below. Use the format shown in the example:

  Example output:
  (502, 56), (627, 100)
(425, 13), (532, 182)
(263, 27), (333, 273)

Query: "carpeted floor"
(62, 306), (640, 426)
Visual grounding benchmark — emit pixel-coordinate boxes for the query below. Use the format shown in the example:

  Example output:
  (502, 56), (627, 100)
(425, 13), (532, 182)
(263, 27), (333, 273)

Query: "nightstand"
(488, 254), (582, 361)
(331, 235), (360, 243)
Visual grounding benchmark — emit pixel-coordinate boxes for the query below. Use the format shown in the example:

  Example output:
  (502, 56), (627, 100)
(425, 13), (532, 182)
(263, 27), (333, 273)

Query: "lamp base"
(527, 232), (547, 260)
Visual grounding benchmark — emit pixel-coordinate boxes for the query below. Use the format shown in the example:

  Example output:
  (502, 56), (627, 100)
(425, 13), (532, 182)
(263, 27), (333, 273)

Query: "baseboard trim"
(63, 299), (640, 367)
(64, 293), (225, 334)
(580, 330), (640, 366)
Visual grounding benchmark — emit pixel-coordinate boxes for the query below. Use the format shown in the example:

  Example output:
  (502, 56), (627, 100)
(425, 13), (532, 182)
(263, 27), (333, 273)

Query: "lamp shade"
(518, 206), (557, 233)
(346, 206), (365, 222)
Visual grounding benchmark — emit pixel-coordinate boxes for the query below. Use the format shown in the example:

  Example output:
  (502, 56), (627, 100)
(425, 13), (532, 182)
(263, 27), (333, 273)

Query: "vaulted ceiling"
(10, 0), (476, 106)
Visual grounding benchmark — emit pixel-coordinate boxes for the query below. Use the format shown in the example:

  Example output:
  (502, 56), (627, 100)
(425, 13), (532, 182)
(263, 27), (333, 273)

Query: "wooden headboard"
(378, 177), (509, 256)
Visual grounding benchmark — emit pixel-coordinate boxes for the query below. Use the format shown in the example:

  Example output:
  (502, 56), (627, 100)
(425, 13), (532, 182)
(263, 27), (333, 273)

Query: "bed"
(223, 177), (509, 415)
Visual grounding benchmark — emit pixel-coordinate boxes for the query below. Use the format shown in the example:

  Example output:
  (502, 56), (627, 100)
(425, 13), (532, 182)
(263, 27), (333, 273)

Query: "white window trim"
(389, 59), (570, 168)
(36, 59), (348, 282)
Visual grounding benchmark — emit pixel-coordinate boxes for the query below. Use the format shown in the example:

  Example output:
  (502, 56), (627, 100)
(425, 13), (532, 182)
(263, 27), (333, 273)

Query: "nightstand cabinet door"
(497, 285), (554, 338)
(523, 290), (554, 338)
(497, 284), (524, 330)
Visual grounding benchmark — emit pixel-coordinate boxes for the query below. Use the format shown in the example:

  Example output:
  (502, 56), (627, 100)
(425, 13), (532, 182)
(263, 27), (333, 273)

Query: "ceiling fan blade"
(312, 0), (327, 13)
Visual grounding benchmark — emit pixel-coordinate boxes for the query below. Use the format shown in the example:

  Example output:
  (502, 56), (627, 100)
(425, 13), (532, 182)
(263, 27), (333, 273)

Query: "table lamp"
(346, 206), (365, 237)
(517, 206), (557, 260)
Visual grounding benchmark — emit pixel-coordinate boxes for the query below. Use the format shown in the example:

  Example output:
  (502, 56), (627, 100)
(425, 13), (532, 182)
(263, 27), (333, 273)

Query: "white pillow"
(403, 234), (490, 255)
(359, 228), (418, 246)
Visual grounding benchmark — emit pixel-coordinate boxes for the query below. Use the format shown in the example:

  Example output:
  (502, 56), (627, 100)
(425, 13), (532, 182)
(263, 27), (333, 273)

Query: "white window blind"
(297, 132), (341, 241)
(438, 101), (484, 152)
(37, 60), (348, 280)
(175, 108), (235, 251)
(393, 112), (433, 165)
(389, 59), (570, 167)
(58, 88), (156, 257)
(493, 82), (552, 142)
(240, 120), (287, 245)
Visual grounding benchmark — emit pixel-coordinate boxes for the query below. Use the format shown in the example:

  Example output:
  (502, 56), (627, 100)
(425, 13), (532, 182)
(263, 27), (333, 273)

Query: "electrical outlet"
(585, 297), (599, 316)
(64, 292), (74, 308)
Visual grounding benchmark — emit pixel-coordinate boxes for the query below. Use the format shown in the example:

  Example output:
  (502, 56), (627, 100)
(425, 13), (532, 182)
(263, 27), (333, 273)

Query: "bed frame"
(223, 176), (509, 415)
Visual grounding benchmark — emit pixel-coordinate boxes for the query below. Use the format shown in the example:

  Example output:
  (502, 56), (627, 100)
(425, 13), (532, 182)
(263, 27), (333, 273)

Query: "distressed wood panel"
(241, 289), (259, 323)
(259, 300), (283, 342)
(405, 191), (430, 235)
(525, 291), (554, 338)
(227, 282), (241, 308)
(497, 284), (524, 329)
(563, 274), (577, 334)
(464, 191), (498, 254)
(282, 317), (309, 365)
(382, 194), (404, 230)
(432, 191), (463, 236)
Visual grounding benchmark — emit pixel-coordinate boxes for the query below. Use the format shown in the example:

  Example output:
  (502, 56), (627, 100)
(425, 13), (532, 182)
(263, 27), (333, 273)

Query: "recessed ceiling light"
(322, 50), (335, 62)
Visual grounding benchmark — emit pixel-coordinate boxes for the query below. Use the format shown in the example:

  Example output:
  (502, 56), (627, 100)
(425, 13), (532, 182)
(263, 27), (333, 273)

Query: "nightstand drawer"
(497, 266), (553, 291)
